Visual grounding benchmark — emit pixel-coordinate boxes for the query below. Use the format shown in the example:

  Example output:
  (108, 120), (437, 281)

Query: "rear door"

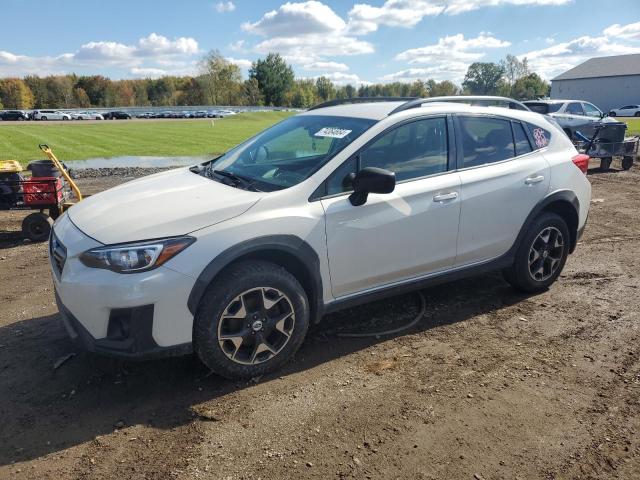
(454, 115), (550, 266)
(321, 116), (461, 298)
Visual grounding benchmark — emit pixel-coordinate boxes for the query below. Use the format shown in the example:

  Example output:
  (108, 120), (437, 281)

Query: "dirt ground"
(1, 159), (639, 480)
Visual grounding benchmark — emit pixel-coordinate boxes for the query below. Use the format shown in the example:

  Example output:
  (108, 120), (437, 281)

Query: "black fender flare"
(508, 190), (580, 258)
(187, 235), (324, 322)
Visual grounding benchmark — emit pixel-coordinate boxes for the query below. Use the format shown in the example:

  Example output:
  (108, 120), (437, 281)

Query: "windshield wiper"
(211, 169), (261, 192)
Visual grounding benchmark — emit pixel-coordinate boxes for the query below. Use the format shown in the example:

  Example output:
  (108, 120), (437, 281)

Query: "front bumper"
(51, 213), (197, 359)
(55, 290), (192, 359)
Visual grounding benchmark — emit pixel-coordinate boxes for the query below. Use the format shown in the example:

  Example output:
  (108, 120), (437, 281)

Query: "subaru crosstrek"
(50, 99), (591, 379)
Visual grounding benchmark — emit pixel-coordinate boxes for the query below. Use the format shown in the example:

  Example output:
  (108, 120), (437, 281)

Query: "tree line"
(0, 52), (549, 110)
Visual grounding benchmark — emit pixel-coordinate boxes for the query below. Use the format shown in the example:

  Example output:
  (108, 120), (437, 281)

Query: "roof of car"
(303, 96), (532, 120)
(553, 53), (640, 81)
(299, 101), (408, 120)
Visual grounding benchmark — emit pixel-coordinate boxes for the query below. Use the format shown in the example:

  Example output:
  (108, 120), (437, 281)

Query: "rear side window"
(513, 122), (533, 156)
(523, 103), (562, 114)
(458, 116), (515, 167)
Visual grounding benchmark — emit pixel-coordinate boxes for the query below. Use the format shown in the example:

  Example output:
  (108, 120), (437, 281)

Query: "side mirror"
(349, 167), (396, 206)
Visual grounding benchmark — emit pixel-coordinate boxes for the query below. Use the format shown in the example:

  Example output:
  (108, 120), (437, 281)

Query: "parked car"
(609, 104), (640, 117)
(32, 110), (71, 121)
(71, 111), (104, 120)
(522, 99), (619, 140)
(136, 112), (154, 119)
(0, 110), (30, 121)
(50, 98), (591, 379)
(103, 111), (132, 120)
(193, 110), (208, 118)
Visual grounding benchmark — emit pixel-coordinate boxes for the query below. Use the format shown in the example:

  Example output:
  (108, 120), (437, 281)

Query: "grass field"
(625, 118), (640, 136)
(1, 112), (638, 164)
(0, 111), (293, 164)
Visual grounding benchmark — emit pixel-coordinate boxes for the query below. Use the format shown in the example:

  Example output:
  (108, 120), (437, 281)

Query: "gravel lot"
(1, 159), (639, 480)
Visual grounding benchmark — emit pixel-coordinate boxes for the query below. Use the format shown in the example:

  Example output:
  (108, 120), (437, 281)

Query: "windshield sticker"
(314, 127), (352, 139)
(533, 128), (549, 148)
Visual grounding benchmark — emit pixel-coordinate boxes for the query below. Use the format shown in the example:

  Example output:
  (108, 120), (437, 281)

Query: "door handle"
(433, 192), (458, 202)
(525, 175), (545, 185)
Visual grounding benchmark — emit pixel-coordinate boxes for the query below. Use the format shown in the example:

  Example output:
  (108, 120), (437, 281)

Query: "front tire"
(504, 212), (570, 293)
(194, 261), (310, 379)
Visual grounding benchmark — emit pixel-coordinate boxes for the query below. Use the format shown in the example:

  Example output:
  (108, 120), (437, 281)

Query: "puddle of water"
(66, 155), (211, 169)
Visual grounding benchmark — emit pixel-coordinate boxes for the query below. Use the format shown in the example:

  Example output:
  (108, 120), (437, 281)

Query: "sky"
(1, 0), (639, 85)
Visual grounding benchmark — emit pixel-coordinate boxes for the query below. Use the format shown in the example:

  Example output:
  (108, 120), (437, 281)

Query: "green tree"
(499, 55), (529, 96)
(73, 87), (91, 107)
(147, 77), (176, 106)
(0, 78), (35, 109)
(315, 76), (335, 102)
(462, 62), (505, 95)
(243, 78), (264, 106)
(249, 53), (294, 106)
(76, 75), (113, 106)
(199, 50), (243, 105)
(427, 79), (460, 96)
(512, 73), (550, 100)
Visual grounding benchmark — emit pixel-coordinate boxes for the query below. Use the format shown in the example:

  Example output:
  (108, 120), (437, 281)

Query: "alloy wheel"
(528, 226), (564, 282)
(217, 287), (295, 365)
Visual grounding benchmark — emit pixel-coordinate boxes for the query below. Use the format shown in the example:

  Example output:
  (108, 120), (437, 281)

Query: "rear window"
(524, 102), (562, 114)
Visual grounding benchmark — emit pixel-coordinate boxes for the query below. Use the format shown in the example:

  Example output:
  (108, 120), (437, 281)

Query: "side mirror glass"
(349, 167), (396, 206)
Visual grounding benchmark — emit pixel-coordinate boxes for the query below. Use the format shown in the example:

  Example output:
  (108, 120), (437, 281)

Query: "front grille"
(50, 231), (67, 279)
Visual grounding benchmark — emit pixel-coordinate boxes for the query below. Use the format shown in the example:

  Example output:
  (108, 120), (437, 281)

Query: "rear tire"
(609, 112), (617, 117)
(622, 156), (634, 170)
(194, 261), (310, 379)
(635, 112), (640, 117)
(21, 213), (53, 242)
(503, 212), (570, 293)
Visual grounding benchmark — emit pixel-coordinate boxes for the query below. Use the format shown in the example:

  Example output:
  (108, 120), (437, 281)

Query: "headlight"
(79, 236), (195, 273)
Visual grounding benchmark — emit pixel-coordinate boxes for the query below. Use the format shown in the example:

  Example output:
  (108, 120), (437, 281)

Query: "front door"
(321, 116), (462, 298)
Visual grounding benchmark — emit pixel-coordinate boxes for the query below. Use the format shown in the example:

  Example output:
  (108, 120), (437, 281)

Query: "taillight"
(572, 154), (590, 174)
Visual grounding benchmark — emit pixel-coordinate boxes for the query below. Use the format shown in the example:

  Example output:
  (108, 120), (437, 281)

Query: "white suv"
(50, 99), (591, 378)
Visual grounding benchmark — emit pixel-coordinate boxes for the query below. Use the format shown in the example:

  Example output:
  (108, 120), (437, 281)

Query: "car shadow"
(0, 271), (533, 466)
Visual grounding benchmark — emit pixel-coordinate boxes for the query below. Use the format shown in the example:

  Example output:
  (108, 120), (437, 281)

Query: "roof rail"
(308, 97), (417, 111)
(387, 98), (431, 116)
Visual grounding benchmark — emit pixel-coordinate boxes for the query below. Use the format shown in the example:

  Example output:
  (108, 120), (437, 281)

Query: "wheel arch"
(187, 235), (324, 324)
(512, 190), (580, 256)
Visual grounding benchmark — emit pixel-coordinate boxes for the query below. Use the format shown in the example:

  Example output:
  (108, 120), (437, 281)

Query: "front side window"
(582, 102), (602, 118)
(566, 102), (584, 115)
(207, 115), (375, 191)
(360, 117), (448, 182)
(458, 116), (515, 167)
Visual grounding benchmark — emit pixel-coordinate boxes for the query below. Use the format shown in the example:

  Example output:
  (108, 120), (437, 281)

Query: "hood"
(68, 168), (261, 244)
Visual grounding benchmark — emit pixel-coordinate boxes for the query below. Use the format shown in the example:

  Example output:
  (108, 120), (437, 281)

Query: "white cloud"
(0, 33), (200, 77)
(520, 22), (640, 78)
(242, 1), (345, 37)
(243, 1), (374, 65)
(303, 61), (350, 72)
(226, 57), (253, 69)
(347, 0), (570, 34)
(215, 1), (236, 13)
(386, 33), (510, 82)
(228, 40), (246, 52)
(603, 22), (640, 40)
(130, 67), (168, 78)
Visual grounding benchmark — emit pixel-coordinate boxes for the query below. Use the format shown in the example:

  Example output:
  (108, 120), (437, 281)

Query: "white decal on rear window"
(533, 128), (548, 148)
(314, 127), (352, 139)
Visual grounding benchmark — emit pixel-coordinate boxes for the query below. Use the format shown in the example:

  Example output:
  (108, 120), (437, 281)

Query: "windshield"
(205, 115), (376, 191)
(525, 102), (562, 114)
